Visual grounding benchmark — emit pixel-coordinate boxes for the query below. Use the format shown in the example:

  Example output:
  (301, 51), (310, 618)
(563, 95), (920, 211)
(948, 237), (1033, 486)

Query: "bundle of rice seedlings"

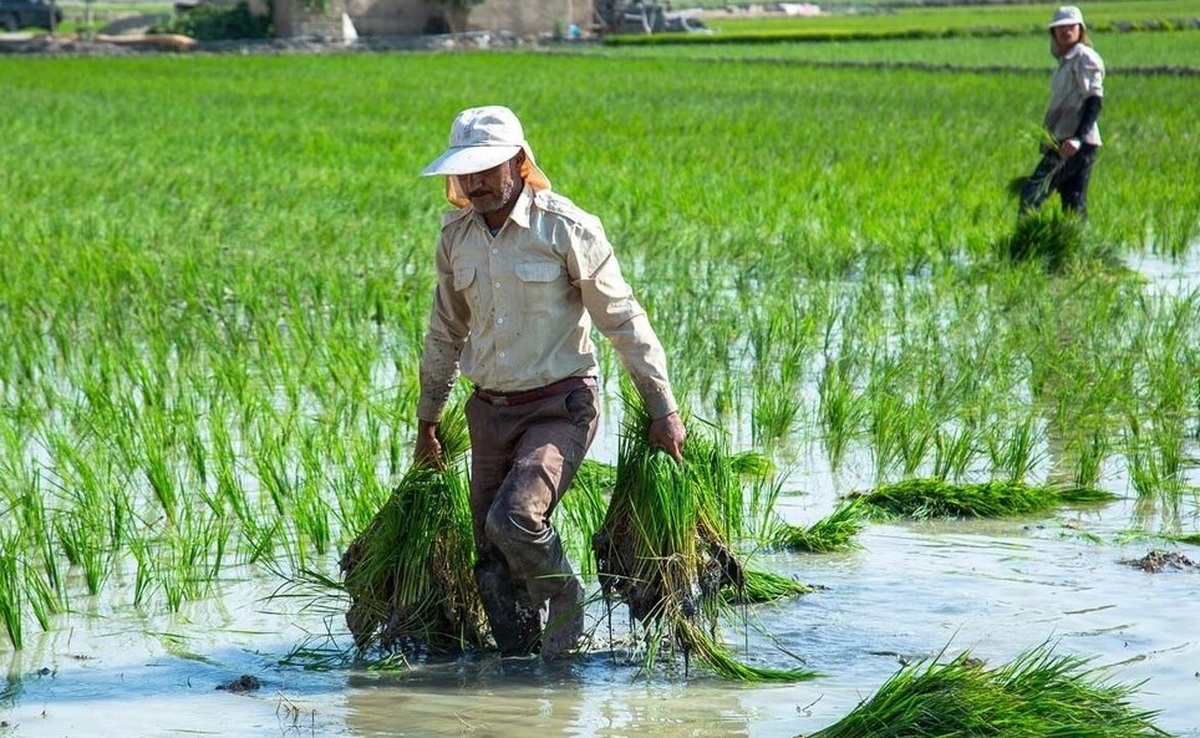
(853, 477), (1114, 520)
(724, 567), (814, 605)
(997, 208), (1085, 273)
(1007, 128), (1066, 201)
(339, 409), (487, 655)
(593, 385), (816, 681)
(769, 499), (868, 553)
(806, 642), (1170, 737)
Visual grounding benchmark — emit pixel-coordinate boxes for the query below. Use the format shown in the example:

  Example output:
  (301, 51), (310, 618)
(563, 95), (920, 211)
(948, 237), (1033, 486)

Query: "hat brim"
(1048, 17), (1084, 27)
(421, 145), (523, 177)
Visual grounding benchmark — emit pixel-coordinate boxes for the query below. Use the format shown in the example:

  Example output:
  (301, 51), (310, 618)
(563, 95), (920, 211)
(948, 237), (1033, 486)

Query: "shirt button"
(491, 248), (498, 254)
(494, 282), (501, 288)
(499, 352), (507, 358)
(496, 317), (504, 325)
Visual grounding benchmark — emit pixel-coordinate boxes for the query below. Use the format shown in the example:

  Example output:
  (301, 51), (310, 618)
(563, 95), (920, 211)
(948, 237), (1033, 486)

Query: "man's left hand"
(649, 411), (686, 462)
(1058, 137), (1082, 157)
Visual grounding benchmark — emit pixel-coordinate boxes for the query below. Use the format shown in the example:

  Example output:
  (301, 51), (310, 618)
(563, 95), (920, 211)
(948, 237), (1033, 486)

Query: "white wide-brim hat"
(422, 105), (550, 206)
(1048, 5), (1085, 28)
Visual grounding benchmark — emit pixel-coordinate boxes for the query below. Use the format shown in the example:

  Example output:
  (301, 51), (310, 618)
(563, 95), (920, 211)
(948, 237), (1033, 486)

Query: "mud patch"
(216, 674), (262, 693)
(1120, 549), (1196, 573)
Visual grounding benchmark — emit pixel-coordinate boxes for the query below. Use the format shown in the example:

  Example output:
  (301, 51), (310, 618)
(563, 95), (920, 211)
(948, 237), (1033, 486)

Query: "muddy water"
(3, 469), (1198, 737)
(4, 255), (1200, 737)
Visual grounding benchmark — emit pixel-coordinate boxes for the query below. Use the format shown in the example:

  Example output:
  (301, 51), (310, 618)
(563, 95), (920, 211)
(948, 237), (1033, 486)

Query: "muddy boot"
(474, 556), (542, 656)
(542, 577), (585, 658)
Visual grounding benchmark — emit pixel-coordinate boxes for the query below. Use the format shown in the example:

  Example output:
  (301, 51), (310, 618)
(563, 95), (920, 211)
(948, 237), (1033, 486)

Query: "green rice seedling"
(593, 386), (814, 681)
(997, 208), (1086, 274)
(752, 383), (803, 448)
(0, 531), (24, 649)
(557, 458), (615, 578)
(867, 391), (906, 482)
(674, 618), (817, 682)
(1007, 127), (1064, 198)
(50, 501), (111, 597)
(854, 477), (1115, 519)
(807, 641), (1170, 737)
(1071, 427), (1110, 489)
(339, 407), (487, 655)
(147, 508), (232, 613)
(253, 421), (297, 517)
(817, 355), (864, 471)
(723, 567), (813, 605)
(997, 412), (1047, 483)
(932, 423), (977, 480)
(769, 500), (867, 553)
(1123, 421), (1169, 499)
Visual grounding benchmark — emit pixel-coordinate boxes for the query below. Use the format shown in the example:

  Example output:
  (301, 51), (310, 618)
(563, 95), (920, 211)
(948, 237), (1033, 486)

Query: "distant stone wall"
(346, 0), (430, 37)
(277, 0), (591, 39)
(275, 0), (350, 39)
(466, 0), (591, 37)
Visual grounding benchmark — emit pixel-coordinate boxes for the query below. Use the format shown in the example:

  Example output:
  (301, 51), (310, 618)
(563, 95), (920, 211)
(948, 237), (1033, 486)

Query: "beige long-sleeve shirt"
(417, 183), (677, 423)
(1045, 43), (1105, 146)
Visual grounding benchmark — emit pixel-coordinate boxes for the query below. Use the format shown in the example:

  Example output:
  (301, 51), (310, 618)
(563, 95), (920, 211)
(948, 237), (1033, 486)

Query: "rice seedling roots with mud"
(339, 409), (488, 655)
(593, 387), (816, 681)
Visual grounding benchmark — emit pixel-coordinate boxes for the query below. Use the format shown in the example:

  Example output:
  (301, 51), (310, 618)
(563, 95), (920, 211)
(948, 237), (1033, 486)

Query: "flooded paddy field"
(4, 484), (1197, 737)
(3, 39), (1200, 738)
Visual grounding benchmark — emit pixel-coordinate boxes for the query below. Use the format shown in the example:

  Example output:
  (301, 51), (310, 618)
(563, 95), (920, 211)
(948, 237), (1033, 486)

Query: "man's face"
(458, 155), (523, 215)
(1053, 23), (1081, 47)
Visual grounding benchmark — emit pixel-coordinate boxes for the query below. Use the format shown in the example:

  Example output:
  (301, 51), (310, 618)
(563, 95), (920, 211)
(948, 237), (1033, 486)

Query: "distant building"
(274, 0), (592, 40)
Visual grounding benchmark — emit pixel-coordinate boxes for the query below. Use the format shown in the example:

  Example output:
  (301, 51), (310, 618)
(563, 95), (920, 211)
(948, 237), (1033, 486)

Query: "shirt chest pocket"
(514, 261), (565, 317)
(453, 266), (480, 315)
(515, 262), (562, 283)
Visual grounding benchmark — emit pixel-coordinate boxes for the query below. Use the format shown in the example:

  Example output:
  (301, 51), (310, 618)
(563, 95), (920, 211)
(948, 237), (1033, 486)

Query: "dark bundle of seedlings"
(593, 386), (815, 681)
(998, 208), (1086, 273)
(807, 642), (1170, 737)
(853, 477), (1113, 520)
(339, 410), (487, 655)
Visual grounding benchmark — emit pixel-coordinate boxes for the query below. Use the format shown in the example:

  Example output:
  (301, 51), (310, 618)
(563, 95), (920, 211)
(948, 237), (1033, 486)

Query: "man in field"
(413, 105), (685, 657)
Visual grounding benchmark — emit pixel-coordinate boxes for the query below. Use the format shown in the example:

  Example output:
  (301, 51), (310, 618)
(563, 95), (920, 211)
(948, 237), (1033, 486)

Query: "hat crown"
(450, 106), (525, 149)
(1049, 5), (1084, 27)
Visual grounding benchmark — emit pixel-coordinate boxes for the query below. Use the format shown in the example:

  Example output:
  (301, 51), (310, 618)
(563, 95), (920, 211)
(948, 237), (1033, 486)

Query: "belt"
(473, 376), (597, 407)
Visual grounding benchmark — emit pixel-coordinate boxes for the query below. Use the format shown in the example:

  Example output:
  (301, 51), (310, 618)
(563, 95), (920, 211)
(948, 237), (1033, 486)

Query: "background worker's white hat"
(1048, 5), (1085, 28)
(421, 105), (550, 207)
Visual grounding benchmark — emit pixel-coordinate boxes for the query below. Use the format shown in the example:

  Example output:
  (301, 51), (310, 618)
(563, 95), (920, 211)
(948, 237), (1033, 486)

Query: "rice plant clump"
(854, 477), (1114, 519)
(770, 500), (868, 553)
(592, 387), (816, 681)
(998, 208), (1085, 273)
(724, 567), (814, 605)
(339, 410), (487, 655)
(806, 642), (1171, 737)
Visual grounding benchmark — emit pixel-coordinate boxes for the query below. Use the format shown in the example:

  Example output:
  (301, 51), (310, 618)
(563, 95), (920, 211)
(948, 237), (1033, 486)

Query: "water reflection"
(343, 653), (757, 737)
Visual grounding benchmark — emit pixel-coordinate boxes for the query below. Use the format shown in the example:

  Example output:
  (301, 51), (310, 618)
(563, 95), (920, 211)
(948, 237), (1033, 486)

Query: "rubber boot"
(473, 554), (542, 656)
(542, 576), (585, 658)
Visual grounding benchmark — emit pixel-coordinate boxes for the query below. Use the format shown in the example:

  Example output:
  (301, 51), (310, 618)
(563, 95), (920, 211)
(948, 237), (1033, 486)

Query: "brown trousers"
(465, 384), (599, 653)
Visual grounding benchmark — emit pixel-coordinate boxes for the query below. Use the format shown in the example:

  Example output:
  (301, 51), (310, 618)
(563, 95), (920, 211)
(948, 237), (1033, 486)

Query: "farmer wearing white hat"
(1019, 5), (1105, 218)
(414, 105), (685, 657)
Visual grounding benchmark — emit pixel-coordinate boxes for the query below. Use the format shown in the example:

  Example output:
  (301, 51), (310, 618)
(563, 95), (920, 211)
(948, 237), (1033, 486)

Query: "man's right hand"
(413, 419), (444, 468)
